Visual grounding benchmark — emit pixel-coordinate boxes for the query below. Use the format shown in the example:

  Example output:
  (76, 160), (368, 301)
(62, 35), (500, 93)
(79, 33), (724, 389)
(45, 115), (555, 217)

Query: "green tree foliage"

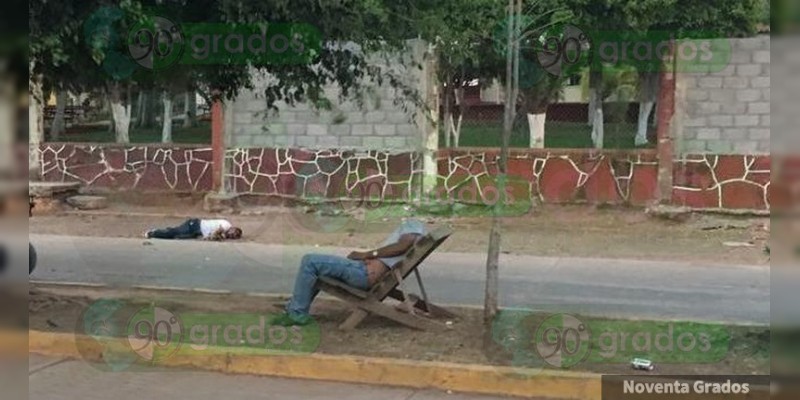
(30, 0), (426, 137)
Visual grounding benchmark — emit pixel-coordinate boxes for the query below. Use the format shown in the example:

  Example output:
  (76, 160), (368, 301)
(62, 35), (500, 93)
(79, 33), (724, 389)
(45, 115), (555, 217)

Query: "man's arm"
(347, 233), (419, 260)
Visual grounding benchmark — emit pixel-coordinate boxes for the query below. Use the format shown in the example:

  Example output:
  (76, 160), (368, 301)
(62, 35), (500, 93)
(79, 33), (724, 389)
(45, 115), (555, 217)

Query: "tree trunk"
(134, 91), (145, 128)
(29, 72), (45, 180)
(442, 84), (452, 148)
(162, 91), (173, 143)
(183, 91), (197, 128)
(142, 89), (158, 128)
(108, 105), (115, 133)
(108, 83), (131, 143)
(50, 90), (68, 140)
(635, 72), (659, 146)
(527, 112), (546, 148)
(589, 71), (604, 148)
(453, 87), (465, 147)
(486, 0), (520, 326)
(452, 114), (463, 147)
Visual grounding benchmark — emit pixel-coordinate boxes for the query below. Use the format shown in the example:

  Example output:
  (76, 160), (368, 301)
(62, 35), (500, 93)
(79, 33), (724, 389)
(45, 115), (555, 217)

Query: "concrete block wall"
(228, 42), (428, 151)
(679, 35), (770, 154)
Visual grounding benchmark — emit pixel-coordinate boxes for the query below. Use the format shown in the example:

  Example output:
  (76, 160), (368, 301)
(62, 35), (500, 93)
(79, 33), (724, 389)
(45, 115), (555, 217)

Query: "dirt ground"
(29, 192), (770, 265)
(29, 284), (769, 376)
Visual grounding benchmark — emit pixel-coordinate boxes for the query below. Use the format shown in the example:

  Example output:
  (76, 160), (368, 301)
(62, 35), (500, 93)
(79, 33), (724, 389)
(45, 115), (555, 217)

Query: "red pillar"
(211, 97), (224, 192)
(655, 43), (676, 204)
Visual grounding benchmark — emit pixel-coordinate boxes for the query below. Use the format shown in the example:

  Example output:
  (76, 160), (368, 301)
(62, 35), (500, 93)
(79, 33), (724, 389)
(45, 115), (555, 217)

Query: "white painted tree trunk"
(108, 107), (115, 133)
(162, 91), (173, 143)
(589, 71), (604, 148)
(527, 112), (546, 148)
(635, 73), (660, 146)
(636, 101), (655, 146)
(50, 91), (68, 140)
(138, 91), (151, 128)
(451, 114), (463, 147)
(108, 84), (131, 143)
(135, 91), (144, 127)
(29, 68), (45, 179)
(110, 103), (131, 143)
(453, 87), (465, 148)
(591, 105), (604, 148)
(443, 114), (452, 147)
(443, 85), (452, 148)
(587, 90), (596, 126)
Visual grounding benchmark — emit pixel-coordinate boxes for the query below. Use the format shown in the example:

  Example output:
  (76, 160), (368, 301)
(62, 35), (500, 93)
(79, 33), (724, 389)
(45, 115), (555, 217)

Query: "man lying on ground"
(272, 218), (427, 326)
(145, 218), (243, 241)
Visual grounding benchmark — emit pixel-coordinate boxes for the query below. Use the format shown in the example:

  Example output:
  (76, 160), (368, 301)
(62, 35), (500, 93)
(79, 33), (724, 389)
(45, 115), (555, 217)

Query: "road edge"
(29, 330), (602, 400)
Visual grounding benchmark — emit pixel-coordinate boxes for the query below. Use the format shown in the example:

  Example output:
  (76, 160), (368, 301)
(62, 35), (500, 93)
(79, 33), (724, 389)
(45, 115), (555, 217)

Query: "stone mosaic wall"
(39, 144), (774, 210)
(437, 149), (659, 206)
(672, 154), (771, 209)
(38, 144), (213, 192)
(225, 148), (421, 199)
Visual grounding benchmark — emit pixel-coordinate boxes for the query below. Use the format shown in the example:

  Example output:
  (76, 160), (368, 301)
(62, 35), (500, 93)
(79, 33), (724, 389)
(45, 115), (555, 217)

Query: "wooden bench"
(317, 226), (456, 331)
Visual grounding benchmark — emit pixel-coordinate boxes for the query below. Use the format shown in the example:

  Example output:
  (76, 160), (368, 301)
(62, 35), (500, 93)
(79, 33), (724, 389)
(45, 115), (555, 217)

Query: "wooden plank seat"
(317, 226), (456, 331)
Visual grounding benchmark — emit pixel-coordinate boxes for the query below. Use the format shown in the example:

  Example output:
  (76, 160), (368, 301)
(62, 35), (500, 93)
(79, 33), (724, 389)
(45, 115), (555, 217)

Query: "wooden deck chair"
(316, 226), (457, 331)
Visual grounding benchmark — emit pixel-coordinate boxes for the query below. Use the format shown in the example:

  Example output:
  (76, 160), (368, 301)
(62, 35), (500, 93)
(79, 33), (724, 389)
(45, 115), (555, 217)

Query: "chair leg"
(413, 269), (431, 312)
(392, 269), (416, 315)
(339, 308), (369, 330)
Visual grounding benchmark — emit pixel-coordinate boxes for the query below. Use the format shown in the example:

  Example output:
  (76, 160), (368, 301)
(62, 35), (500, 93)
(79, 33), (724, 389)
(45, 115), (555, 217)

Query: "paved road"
(30, 234), (770, 324)
(28, 354), (511, 400)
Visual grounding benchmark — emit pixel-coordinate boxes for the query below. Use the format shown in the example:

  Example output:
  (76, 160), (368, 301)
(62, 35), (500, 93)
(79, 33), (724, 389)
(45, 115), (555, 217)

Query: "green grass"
(442, 121), (654, 149)
(57, 122), (211, 144)
(492, 309), (769, 373)
(60, 120), (650, 149)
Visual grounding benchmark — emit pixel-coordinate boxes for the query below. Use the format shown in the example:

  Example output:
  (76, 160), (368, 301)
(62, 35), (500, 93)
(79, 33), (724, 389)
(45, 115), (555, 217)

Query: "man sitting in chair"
(273, 218), (427, 326)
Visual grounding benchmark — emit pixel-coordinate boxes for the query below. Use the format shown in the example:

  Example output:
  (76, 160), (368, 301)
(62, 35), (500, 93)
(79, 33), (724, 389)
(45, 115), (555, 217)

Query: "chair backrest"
(369, 226), (453, 300)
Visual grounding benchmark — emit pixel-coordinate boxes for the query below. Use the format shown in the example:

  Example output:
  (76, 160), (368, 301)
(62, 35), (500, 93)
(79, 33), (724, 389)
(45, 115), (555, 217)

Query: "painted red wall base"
(437, 148), (658, 206)
(39, 144), (213, 192)
(39, 144), (775, 211)
(672, 154), (771, 210)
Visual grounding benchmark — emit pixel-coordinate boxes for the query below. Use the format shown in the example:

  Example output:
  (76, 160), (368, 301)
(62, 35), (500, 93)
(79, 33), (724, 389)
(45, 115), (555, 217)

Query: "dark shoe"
(270, 313), (312, 327)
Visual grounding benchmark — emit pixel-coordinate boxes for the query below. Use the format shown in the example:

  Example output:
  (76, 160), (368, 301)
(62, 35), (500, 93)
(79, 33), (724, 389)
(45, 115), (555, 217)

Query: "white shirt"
(200, 219), (232, 238)
(378, 219), (427, 268)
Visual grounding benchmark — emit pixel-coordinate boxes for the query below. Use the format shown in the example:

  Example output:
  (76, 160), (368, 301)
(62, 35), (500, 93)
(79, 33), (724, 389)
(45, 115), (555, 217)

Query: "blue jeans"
(149, 218), (202, 239)
(287, 254), (369, 318)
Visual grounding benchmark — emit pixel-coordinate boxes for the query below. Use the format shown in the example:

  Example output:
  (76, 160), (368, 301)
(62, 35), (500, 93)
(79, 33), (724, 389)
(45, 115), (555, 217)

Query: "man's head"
(224, 227), (243, 240)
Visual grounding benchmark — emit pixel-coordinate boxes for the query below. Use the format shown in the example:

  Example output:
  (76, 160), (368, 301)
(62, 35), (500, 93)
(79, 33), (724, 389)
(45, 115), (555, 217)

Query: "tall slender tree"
(485, 0), (522, 325)
(411, 0), (502, 148)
